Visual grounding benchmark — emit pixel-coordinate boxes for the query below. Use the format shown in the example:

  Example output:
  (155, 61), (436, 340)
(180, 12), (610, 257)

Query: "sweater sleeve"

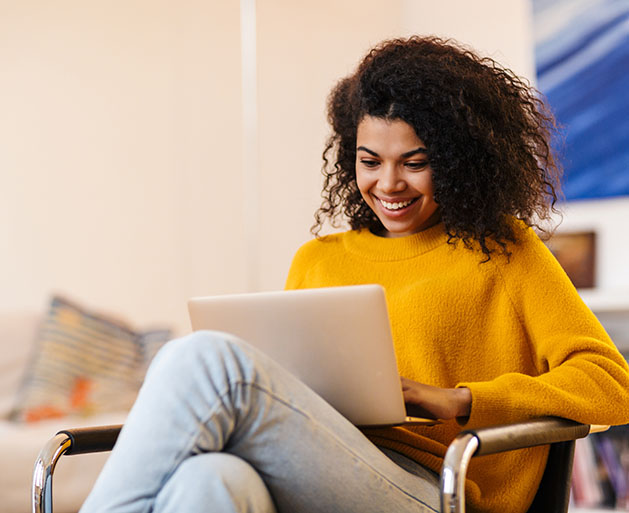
(459, 228), (629, 428)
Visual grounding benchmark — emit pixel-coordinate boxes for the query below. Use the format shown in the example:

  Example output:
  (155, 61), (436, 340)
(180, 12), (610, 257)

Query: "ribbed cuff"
(456, 381), (519, 429)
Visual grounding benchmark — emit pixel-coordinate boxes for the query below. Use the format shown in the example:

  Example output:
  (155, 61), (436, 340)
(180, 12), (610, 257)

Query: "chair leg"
(32, 432), (72, 513)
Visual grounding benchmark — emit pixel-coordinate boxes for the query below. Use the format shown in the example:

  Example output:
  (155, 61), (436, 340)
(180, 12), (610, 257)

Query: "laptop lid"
(187, 284), (407, 426)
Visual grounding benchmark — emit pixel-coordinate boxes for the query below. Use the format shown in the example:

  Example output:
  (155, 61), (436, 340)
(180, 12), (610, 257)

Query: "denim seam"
(224, 380), (439, 513)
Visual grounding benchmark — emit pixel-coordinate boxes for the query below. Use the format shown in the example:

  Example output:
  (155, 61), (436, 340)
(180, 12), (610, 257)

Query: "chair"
(32, 417), (607, 513)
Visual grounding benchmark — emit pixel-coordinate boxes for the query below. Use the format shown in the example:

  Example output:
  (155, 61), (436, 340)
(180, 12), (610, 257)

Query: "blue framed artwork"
(532, 0), (629, 201)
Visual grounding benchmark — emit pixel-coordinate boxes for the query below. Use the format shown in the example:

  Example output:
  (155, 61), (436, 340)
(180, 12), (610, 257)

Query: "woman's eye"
(360, 159), (379, 168)
(405, 161), (428, 170)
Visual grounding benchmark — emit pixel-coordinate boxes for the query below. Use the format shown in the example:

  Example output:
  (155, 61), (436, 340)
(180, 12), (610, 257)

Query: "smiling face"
(355, 116), (441, 237)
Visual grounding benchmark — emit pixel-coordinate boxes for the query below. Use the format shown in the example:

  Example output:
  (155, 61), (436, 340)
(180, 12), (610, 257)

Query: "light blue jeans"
(79, 331), (440, 513)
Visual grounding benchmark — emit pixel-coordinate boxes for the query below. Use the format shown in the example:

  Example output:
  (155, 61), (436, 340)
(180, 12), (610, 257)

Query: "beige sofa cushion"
(0, 312), (40, 419)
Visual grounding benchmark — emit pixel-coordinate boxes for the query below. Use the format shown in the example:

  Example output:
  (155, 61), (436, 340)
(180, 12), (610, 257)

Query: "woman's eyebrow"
(401, 148), (428, 158)
(356, 146), (427, 158)
(356, 146), (379, 156)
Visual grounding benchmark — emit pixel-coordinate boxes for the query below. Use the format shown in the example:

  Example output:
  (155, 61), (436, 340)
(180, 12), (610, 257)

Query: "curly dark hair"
(313, 35), (563, 259)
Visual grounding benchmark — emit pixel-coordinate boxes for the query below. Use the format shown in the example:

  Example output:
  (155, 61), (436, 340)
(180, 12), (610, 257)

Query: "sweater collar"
(343, 223), (449, 261)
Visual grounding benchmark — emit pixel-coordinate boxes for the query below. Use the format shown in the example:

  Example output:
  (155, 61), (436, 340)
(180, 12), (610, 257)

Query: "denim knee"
(144, 330), (261, 390)
(150, 330), (241, 369)
(154, 452), (276, 513)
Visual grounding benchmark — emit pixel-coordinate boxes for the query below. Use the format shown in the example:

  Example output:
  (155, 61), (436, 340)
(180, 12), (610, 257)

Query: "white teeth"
(380, 199), (413, 210)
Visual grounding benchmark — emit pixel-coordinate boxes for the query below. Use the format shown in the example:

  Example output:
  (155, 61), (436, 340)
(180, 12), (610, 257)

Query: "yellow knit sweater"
(285, 221), (629, 513)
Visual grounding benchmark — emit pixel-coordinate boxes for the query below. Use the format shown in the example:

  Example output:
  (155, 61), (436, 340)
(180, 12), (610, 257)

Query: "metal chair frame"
(32, 417), (605, 513)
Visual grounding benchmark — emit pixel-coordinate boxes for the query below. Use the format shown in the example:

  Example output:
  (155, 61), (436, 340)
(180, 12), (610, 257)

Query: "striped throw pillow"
(10, 296), (171, 422)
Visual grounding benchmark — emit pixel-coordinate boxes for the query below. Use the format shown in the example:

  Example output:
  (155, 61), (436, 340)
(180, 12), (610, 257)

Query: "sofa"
(0, 301), (171, 513)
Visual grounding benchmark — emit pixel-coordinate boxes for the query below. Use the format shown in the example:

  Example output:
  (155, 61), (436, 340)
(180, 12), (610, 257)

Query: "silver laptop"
(187, 284), (435, 427)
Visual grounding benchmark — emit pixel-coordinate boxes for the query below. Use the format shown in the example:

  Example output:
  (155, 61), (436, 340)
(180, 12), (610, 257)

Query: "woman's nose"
(379, 165), (405, 192)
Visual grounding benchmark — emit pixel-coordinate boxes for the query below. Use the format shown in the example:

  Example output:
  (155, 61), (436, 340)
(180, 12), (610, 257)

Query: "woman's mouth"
(378, 197), (419, 212)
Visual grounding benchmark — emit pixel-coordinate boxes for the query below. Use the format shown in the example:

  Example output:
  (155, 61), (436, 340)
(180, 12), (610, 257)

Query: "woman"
(80, 36), (629, 513)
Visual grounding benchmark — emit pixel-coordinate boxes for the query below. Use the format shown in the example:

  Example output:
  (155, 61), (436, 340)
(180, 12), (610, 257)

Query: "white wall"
(555, 198), (629, 296)
(1, 0), (626, 336)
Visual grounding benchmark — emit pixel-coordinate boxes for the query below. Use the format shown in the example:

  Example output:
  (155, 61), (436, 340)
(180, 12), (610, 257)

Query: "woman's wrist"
(455, 387), (472, 418)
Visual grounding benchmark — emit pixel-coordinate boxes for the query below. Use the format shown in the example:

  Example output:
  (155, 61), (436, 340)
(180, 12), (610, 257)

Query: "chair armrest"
(32, 424), (123, 513)
(440, 417), (599, 513)
(57, 425), (123, 455)
(462, 417), (591, 456)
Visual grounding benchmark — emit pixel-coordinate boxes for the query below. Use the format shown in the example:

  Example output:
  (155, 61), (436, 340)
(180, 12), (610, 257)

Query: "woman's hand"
(401, 376), (471, 421)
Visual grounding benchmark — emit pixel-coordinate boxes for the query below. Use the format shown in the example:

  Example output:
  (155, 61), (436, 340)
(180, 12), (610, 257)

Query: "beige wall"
(402, 0), (536, 80)
(9, 0), (615, 335)
(255, 0), (404, 291)
(0, 0), (244, 333)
